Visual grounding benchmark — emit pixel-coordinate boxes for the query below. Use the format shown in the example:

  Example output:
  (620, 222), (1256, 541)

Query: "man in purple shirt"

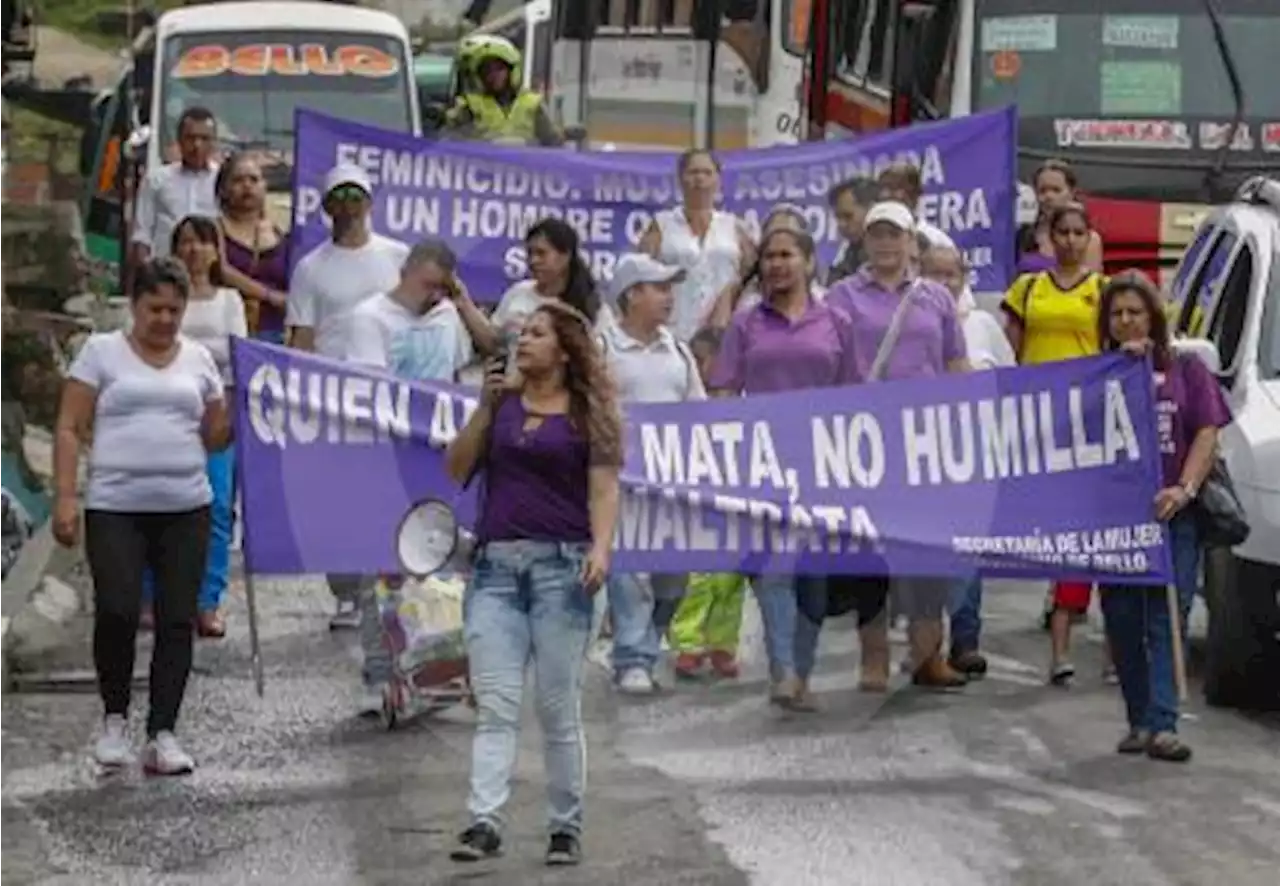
(825, 201), (972, 693)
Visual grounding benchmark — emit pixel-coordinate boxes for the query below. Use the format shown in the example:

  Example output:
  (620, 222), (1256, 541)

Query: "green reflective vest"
(454, 91), (542, 143)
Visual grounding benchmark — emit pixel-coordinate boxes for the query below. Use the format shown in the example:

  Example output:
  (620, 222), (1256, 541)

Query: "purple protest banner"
(288, 107), (1017, 298)
(232, 339), (1171, 583)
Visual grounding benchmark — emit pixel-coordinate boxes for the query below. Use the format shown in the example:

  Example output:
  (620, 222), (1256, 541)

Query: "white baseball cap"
(606, 253), (686, 305)
(863, 200), (917, 233)
(323, 162), (374, 198)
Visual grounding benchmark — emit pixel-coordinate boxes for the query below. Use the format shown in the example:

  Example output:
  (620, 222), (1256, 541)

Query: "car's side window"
(1206, 242), (1255, 380)
(1177, 227), (1238, 336)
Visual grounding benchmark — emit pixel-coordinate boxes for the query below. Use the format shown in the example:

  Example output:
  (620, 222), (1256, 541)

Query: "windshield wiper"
(1201, 0), (1246, 203)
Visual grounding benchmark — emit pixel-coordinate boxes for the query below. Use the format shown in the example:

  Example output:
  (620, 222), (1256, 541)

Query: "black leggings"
(85, 507), (209, 737)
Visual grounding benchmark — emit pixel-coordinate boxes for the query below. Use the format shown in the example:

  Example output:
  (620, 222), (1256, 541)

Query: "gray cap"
(606, 253), (686, 305)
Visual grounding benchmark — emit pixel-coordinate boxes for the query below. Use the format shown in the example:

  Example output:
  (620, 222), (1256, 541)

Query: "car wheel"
(1204, 550), (1280, 711)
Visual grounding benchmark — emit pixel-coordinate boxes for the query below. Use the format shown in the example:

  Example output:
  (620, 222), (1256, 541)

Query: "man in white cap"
(287, 162), (409, 706)
(598, 253), (705, 694)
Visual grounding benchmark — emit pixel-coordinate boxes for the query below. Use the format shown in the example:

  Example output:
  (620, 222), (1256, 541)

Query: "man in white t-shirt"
(347, 240), (477, 382)
(598, 254), (705, 694)
(287, 163), (410, 359)
(286, 162), (408, 705)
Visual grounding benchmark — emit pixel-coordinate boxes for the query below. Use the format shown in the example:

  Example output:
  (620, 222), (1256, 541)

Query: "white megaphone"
(395, 499), (477, 577)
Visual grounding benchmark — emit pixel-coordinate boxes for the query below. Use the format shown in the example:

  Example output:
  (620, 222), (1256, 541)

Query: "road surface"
(3, 568), (1278, 885)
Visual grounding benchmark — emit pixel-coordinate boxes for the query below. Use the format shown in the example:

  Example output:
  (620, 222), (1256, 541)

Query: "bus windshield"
(973, 1), (1280, 132)
(159, 30), (413, 159)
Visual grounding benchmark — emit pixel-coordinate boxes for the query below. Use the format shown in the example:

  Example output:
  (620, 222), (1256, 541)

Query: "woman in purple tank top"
(213, 153), (290, 343)
(444, 300), (622, 866)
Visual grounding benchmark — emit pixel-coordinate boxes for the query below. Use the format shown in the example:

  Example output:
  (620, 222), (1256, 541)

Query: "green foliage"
(37, 0), (186, 49)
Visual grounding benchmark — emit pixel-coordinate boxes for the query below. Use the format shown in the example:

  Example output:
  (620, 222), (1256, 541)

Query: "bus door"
(80, 75), (134, 294)
(551, 1), (768, 150)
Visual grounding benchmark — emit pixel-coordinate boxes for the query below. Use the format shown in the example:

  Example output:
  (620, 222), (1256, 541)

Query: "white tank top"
(654, 207), (743, 342)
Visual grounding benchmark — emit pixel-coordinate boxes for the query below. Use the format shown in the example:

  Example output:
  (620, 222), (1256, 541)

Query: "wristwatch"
(1180, 481), (1198, 500)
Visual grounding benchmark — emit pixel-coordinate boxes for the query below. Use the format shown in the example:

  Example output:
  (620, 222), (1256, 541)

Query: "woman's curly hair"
(531, 301), (623, 467)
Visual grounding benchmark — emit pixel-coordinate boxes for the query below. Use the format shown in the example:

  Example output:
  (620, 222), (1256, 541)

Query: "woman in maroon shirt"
(213, 153), (289, 343)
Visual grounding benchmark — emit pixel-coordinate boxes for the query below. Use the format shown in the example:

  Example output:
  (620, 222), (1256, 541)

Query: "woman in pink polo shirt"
(826, 201), (972, 693)
(707, 224), (858, 711)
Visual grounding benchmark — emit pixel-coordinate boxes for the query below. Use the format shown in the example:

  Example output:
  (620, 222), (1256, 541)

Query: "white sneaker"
(360, 684), (386, 717)
(329, 598), (361, 631)
(616, 667), (655, 695)
(142, 731), (194, 776)
(94, 715), (134, 768)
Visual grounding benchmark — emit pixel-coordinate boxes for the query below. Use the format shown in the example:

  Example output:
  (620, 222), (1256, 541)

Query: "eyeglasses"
(326, 184), (368, 203)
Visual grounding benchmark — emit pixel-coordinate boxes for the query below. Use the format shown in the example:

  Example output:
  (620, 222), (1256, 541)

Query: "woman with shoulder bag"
(826, 201), (972, 694)
(1096, 271), (1230, 762)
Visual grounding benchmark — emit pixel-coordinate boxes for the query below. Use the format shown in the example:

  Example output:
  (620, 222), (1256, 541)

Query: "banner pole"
(1167, 582), (1187, 703)
(245, 569), (265, 698)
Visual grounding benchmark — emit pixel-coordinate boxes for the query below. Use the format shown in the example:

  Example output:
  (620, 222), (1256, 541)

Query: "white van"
(1171, 176), (1280, 711)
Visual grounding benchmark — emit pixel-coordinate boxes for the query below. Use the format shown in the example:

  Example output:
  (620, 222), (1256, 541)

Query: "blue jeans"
(463, 540), (593, 836)
(1100, 512), (1199, 734)
(754, 575), (825, 680)
(608, 573), (687, 675)
(948, 575), (983, 654)
(142, 448), (234, 613)
(608, 573), (658, 674)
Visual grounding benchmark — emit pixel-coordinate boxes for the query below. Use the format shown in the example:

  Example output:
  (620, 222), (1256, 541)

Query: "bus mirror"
(126, 125), (151, 153)
(1172, 338), (1222, 375)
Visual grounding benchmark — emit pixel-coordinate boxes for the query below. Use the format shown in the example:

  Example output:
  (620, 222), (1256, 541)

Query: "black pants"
(85, 507), (210, 737)
(823, 576), (890, 627)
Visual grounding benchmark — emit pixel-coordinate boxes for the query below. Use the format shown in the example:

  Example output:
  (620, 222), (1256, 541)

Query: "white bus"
(480, 0), (807, 150)
(148, 1), (420, 170)
(82, 1), (420, 286)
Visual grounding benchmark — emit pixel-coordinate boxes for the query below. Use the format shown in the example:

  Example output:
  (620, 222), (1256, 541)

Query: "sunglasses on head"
(326, 184), (368, 203)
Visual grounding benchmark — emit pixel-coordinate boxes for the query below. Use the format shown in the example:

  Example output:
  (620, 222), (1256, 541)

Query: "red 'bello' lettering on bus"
(172, 44), (400, 79)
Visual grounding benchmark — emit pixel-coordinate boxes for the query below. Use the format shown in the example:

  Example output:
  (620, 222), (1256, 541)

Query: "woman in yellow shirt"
(1002, 202), (1113, 687)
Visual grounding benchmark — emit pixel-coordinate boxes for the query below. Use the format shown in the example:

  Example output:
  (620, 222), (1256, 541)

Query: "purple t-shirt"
(223, 233), (289, 336)
(825, 270), (966, 382)
(1157, 355), (1231, 487)
(477, 396), (593, 543)
(707, 298), (859, 394)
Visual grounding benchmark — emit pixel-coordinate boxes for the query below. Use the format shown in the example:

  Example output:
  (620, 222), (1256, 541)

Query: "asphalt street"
(3, 572), (1279, 885)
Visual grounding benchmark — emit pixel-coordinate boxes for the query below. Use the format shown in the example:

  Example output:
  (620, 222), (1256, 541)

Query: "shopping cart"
(375, 571), (470, 730)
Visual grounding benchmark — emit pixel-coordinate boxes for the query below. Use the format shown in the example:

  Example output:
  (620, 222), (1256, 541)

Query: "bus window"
(783, 0), (810, 55)
(601, 0), (696, 31)
(839, 0), (895, 91)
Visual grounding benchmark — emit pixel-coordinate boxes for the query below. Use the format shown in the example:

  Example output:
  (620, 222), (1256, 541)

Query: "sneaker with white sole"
(329, 598), (361, 631)
(359, 684), (387, 718)
(142, 731), (194, 776)
(94, 714), (134, 768)
(616, 667), (655, 695)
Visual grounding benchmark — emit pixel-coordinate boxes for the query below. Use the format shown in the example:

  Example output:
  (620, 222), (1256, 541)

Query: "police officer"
(443, 36), (563, 147)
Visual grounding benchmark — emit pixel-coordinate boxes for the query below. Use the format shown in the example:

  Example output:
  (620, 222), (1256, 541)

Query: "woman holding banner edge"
(707, 222), (858, 711)
(444, 301), (622, 865)
(1096, 271), (1227, 762)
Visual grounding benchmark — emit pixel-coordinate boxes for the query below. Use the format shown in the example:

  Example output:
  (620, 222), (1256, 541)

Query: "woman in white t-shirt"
(53, 257), (230, 777)
(488, 217), (609, 354)
(136, 216), (246, 640)
(702, 205), (824, 329)
(638, 149), (755, 342)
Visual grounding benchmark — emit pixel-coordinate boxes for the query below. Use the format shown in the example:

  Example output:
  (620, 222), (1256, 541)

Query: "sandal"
(1116, 729), (1150, 755)
(1146, 731), (1192, 763)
